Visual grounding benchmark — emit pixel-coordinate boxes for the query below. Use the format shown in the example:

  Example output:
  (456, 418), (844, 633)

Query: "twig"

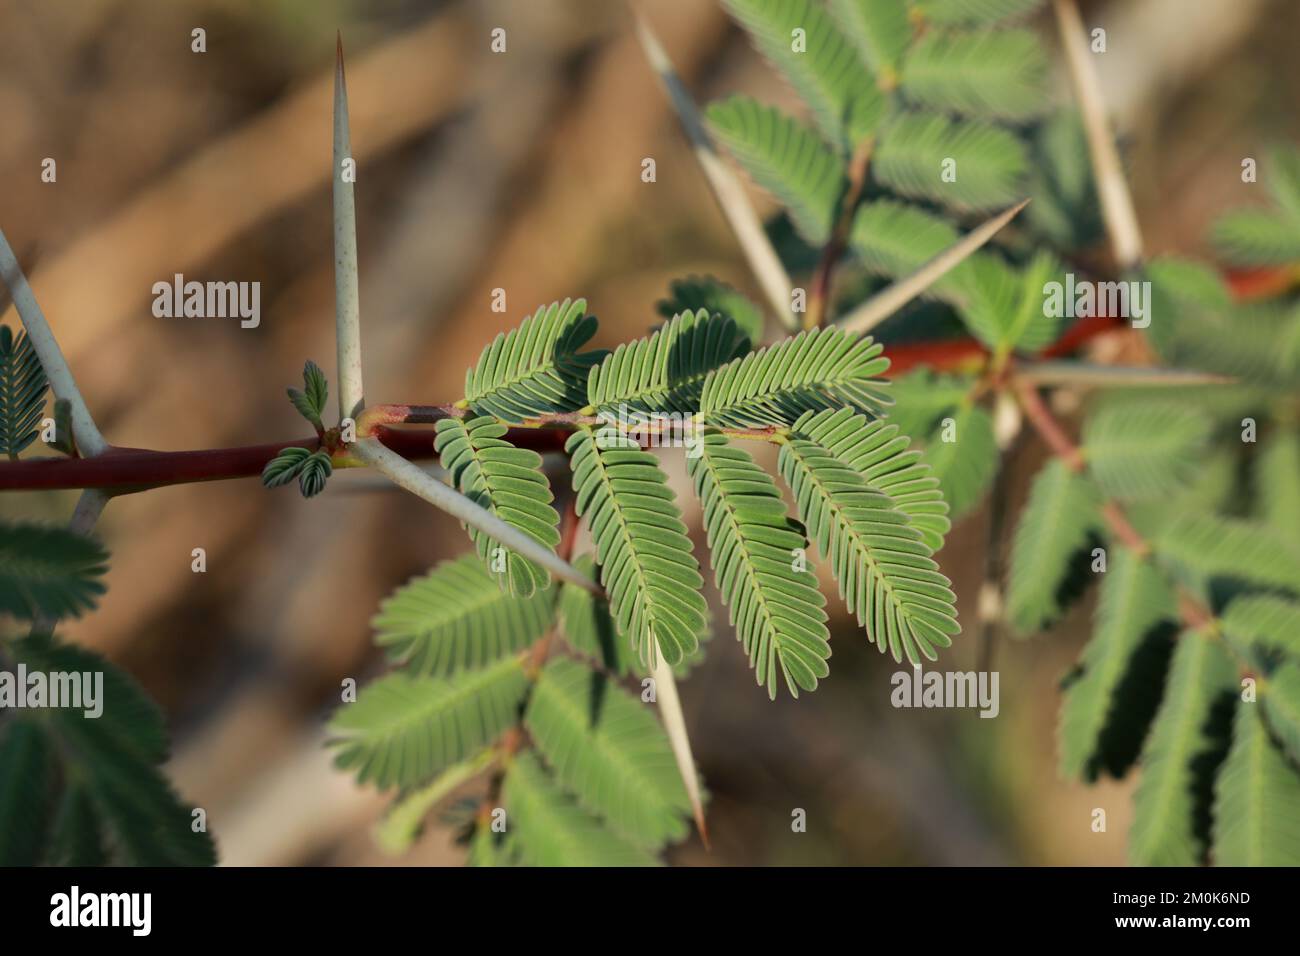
(631, 5), (796, 333)
(1014, 379), (1152, 563)
(807, 138), (875, 330)
(0, 228), (108, 458)
(1052, 0), (1144, 271)
(1012, 377), (1231, 646)
(838, 199), (1030, 335)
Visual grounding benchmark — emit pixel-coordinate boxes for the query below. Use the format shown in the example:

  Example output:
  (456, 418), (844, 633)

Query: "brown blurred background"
(1, 0), (1296, 865)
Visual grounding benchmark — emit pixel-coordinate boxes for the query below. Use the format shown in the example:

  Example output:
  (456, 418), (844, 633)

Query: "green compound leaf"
(1262, 662), (1300, 765)
(463, 298), (605, 423)
(1212, 702), (1300, 866)
(810, 407), (951, 551)
(0, 720), (53, 865)
(1006, 459), (1102, 635)
(1220, 594), (1300, 664)
(1156, 513), (1300, 595)
(688, 430), (830, 698)
(918, 403), (996, 520)
(1128, 629), (1237, 866)
(297, 448), (333, 498)
(721, 0), (885, 148)
(435, 416), (561, 597)
(912, 0), (1045, 25)
(828, 0), (912, 78)
(657, 275), (765, 343)
(329, 655), (530, 790)
(700, 327), (891, 428)
(1211, 146), (1300, 267)
(1058, 549), (1177, 781)
(0, 521), (108, 621)
(900, 28), (1049, 120)
(502, 751), (658, 866)
(707, 96), (846, 245)
(559, 553), (634, 676)
(288, 359), (329, 428)
(565, 427), (708, 668)
(525, 657), (692, 848)
(779, 407), (960, 664)
(1082, 401), (1211, 501)
(874, 112), (1028, 212)
(0, 323), (48, 458)
(587, 309), (750, 417)
(372, 555), (556, 676)
(2, 634), (215, 866)
(261, 446), (313, 488)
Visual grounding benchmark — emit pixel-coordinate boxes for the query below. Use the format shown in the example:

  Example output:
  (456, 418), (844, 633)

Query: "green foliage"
(688, 430), (830, 697)
(827, 0), (911, 76)
(0, 633), (216, 866)
(1257, 430), (1300, 530)
(296, 448), (333, 498)
(372, 556), (555, 675)
(287, 359), (328, 430)
(874, 113), (1027, 211)
(1058, 549), (1175, 781)
(501, 752), (658, 866)
(261, 446), (312, 487)
(525, 657), (692, 848)
(1263, 663), (1300, 765)
(899, 28), (1049, 120)
(328, 655), (530, 789)
(700, 327), (891, 427)
(566, 427), (708, 667)
(1006, 459), (1101, 634)
(1212, 703), (1300, 866)
(1211, 146), (1300, 267)
(1082, 401), (1211, 501)
(1156, 513), (1300, 595)
(706, 97), (845, 244)
(0, 323), (48, 458)
(0, 522), (107, 621)
(463, 298), (603, 422)
(1024, 111), (1103, 251)
(558, 554), (634, 675)
(435, 415), (561, 596)
(917, 403), (996, 519)
(1220, 595), (1300, 663)
(1128, 630), (1236, 866)
(912, 0), (1044, 25)
(261, 445), (332, 498)
(721, 0), (884, 148)
(657, 276), (765, 343)
(587, 309), (750, 416)
(779, 407), (959, 663)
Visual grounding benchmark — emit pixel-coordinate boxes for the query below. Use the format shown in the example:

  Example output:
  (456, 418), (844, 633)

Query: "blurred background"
(0, 0), (1296, 865)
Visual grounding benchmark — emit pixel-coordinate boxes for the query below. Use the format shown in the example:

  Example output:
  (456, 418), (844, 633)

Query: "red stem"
(0, 425), (566, 494)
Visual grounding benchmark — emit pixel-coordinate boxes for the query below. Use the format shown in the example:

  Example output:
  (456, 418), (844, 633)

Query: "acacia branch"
(806, 138), (875, 330)
(1012, 377), (1218, 632)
